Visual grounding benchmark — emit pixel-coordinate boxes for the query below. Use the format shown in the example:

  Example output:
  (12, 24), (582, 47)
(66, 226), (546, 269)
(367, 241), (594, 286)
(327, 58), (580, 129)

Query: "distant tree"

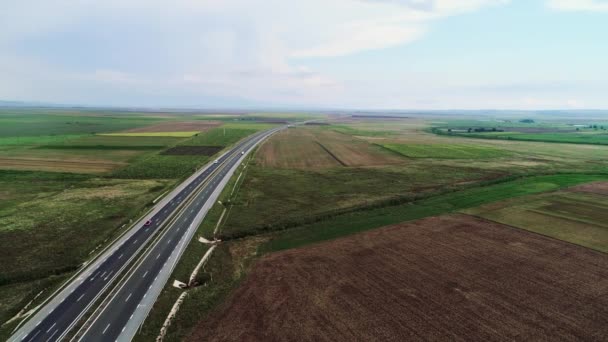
(576, 127), (580, 131)
(593, 125), (598, 129)
(491, 127), (497, 132)
(519, 119), (535, 123)
(447, 128), (452, 133)
(467, 128), (472, 133)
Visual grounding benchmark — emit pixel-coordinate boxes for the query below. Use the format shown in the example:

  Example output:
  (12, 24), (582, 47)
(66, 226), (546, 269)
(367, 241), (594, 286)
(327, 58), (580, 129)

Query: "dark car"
(144, 220), (152, 226)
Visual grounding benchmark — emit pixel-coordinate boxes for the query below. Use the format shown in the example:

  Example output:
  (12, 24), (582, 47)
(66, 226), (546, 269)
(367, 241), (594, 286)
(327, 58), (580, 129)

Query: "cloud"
(546, 0), (608, 12)
(0, 0), (511, 107)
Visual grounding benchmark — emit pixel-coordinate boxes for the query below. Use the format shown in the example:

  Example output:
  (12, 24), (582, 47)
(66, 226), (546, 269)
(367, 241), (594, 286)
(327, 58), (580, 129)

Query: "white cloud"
(547, 0), (608, 12)
(0, 0), (511, 107)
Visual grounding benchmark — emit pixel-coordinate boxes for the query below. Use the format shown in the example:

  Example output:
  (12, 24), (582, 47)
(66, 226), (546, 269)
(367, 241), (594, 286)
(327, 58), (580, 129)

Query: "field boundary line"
(314, 140), (346, 166)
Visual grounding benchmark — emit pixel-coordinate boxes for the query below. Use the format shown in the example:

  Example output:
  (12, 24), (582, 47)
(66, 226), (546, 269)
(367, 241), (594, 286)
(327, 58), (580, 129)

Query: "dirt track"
(189, 214), (608, 342)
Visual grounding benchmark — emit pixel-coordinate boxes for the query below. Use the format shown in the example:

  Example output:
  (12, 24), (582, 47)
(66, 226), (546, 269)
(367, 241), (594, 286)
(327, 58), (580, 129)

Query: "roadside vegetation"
(0, 109), (285, 338)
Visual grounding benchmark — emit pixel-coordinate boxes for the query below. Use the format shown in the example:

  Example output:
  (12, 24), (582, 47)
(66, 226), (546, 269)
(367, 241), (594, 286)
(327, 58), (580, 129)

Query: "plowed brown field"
(189, 214), (608, 342)
(256, 128), (404, 169)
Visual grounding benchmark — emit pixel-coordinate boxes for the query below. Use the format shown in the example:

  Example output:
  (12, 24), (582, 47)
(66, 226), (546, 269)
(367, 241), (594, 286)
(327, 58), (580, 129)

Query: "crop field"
(256, 129), (343, 168)
(261, 173), (608, 252)
(464, 186), (608, 252)
(98, 131), (200, 137)
(256, 127), (404, 168)
(219, 163), (505, 239)
(113, 123), (274, 179)
(42, 135), (182, 148)
(0, 134), (186, 174)
(456, 131), (608, 145)
(569, 181), (608, 195)
(122, 120), (221, 133)
(380, 142), (510, 159)
(0, 156), (127, 173)
(0, 112), (165, 137)
(161, 146), (223, 156)
(190, 214), (608, 341)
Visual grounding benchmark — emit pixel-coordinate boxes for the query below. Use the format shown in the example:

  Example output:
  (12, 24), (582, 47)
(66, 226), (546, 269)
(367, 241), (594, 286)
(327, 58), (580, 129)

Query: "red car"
(144, 220), (152, 226)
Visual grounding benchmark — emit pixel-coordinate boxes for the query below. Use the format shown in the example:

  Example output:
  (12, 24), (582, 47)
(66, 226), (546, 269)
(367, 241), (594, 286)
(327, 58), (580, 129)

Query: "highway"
(10, 127), (282, 342)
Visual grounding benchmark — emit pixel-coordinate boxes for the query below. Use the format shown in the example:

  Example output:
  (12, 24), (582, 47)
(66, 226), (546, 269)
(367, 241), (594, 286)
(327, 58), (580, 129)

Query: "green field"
(380, 143), (510, 159)
(99, 131), (199, 137)
(0, 112), (164, 137)
(218, 163), (501, 239)
(261, 174), (608, 252)
(464, 190), (608, 252)
(455, 131), (608, 145)
(112, 124), (274, 179)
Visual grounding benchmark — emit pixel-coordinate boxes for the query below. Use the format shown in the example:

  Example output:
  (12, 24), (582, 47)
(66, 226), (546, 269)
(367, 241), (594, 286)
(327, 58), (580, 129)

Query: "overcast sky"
(1, 0), (607, 109)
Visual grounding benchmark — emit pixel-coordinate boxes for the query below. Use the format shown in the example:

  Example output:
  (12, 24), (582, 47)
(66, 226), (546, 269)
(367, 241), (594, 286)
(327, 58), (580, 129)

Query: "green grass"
(219, 163), (503, 239)
(464, 191), (608, 253)
(327, 124), (395, 137)
(460, 132), (608, 145)
(99, 132), (199, 137)
(37, 135), (183, 150)
(0, 170), (171, 332)
(261, 174), (608, 252)
(0, 135), (86, 146)
(0, 112), (164, 137)
(380, 143), (510, 159)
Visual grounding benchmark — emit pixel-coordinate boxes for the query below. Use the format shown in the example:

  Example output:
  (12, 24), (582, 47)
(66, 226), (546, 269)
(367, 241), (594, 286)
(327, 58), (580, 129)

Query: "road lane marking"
(156, 253), (161, 259)
(77, 293), (85, 302)
(118, 253), (123, 259)
(125, 293), (132, 302)
(46, 323), (56, 333)
(143, 271), (148, 278)
(27, 330), (41, 342)
(102, 323), (110, 334)
(45, 329), (58, 342)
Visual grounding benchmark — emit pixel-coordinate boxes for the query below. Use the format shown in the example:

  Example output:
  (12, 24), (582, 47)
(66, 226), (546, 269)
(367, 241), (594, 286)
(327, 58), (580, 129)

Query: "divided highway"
(10, 127), (283, 342)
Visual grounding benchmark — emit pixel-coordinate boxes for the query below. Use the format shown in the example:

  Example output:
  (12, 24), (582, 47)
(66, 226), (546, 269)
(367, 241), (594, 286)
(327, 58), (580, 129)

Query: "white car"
(213, 159), (218, 164)
(241, 151), (245, 155)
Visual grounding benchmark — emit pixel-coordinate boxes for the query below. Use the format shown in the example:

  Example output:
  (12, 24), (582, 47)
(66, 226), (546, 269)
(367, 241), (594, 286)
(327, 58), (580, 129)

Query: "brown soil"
(0, 157), (124, 173)
(256, 128), (404, 169)
(189, 214), (608, 342)
(161, 146), (223, 156)
(256, 129), (341, 169)
(124, 121), (221, 133)
(568, 181), (608, 196)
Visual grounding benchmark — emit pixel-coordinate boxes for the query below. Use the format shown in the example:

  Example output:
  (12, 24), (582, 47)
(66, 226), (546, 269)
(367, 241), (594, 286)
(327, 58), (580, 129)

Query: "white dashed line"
(102, 323), (111, 334)
(125, 293), (132, 302)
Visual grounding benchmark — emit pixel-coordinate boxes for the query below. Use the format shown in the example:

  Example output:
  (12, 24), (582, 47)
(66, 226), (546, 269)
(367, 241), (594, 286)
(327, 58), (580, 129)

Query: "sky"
(0, 0), (607, 109)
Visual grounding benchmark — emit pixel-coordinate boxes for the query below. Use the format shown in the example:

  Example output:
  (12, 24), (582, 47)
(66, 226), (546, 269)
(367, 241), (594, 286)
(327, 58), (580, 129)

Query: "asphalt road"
(11, 127), (281, 342)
